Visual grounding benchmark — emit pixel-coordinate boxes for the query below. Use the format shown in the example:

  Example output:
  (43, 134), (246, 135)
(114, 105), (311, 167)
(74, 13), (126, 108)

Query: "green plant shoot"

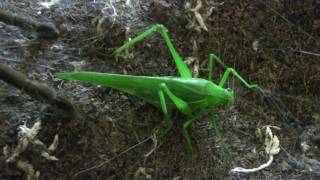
(55, 24), (258, 159)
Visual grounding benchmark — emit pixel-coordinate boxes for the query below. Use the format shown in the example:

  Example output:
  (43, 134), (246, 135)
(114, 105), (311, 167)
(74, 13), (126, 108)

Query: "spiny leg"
(218, 68), (258, 89)
(112, 24), (192, 78)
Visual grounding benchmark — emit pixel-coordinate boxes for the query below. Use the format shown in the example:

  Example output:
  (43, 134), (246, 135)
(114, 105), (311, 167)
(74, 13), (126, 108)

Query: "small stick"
(73, 136), (152, 177)
(0, 10), (59, 39)
(0, 64), (76, 118)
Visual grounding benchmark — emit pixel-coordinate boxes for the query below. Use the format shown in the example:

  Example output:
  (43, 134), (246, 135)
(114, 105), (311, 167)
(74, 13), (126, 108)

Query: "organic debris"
(39, 0), (62, 10)
(230, 126), (281, 174)
(185, 0), (208, 32)
(3, 120), (59, 178)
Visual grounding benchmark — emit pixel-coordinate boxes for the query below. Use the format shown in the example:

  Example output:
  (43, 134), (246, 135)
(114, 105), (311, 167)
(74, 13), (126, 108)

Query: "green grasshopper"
(55, 24), (257, 158)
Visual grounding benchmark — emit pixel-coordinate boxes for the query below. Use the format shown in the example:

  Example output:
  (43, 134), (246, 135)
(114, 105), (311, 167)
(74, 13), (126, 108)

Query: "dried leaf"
(48, 134), (59, 152)
(252, 40), (259, 51)
(16, 160), (36, 180)
(264, 127), (280, 155)
(6, 137), (29, 163)
(41, 152), (58, 161)
(194, 12), (208, 31)
(3, 145), (9, 157)
(134, 167), (152, 179)
(29, 121), (41, 139)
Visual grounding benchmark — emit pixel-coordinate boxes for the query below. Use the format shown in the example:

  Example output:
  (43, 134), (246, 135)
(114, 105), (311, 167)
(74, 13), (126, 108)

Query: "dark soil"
(0, 0), (319, 179)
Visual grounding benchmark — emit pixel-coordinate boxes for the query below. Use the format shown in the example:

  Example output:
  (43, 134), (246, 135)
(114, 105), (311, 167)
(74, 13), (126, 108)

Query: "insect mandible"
(55, 24), (258, 158)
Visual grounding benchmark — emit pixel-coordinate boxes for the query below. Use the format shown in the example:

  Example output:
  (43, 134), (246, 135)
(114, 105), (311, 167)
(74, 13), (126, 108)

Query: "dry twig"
(0, 64), (76, 118)
(0, 10), (59, 39)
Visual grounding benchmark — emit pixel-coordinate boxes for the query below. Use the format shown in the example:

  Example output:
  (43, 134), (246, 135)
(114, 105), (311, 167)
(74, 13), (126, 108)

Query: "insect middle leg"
(180, 116), (199, 159)
(158, 83), (191, 116)
(158, 83), (198, 157)
(158, 83), (191, 131)
(158, 88), (173, 134)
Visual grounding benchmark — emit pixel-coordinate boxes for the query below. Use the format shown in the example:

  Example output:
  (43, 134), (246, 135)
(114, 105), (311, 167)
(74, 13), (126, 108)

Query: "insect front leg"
(207, 54), (257, 90)
(206, 54), (257, 88)
(210, 111), (233, 156)
(218, 68), (258, 89)
(207, 53), (227, 81)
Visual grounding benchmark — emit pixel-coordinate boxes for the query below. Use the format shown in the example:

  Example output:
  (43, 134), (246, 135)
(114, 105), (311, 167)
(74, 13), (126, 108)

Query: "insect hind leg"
(112, 24), (192, 78)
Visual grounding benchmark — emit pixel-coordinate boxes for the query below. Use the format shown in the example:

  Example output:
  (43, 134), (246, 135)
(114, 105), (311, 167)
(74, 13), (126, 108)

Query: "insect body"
(58, 73), (234, 110)
(56, 24), (257, 158)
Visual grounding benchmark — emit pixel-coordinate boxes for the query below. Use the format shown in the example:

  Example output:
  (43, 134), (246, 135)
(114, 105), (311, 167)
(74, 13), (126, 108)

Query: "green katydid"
(55, 24), (258, 159)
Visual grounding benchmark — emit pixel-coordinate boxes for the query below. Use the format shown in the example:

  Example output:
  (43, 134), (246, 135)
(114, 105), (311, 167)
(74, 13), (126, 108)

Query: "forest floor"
(0, 0), (319, 179)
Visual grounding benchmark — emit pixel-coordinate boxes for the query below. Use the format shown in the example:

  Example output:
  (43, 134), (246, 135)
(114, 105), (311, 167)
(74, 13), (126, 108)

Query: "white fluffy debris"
(265, 127), (280, 155)
(230, 126), (281, 174)
(4, 120), (59, 179)
(39, 0), (61, 9)
(6, 121), (42, 163)
(5, 121), (59, 161)
(231, 156), (275, 173)
(18, 121), (41, 139)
